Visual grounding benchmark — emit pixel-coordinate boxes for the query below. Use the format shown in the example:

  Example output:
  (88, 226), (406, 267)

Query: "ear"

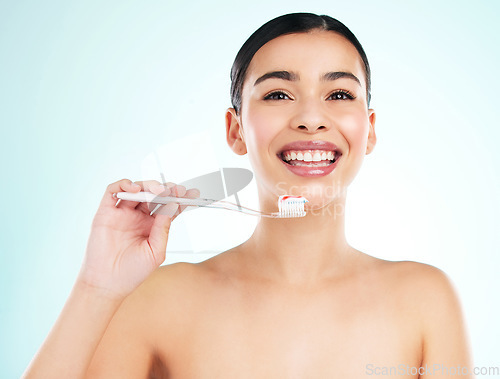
(365, 109), (377, 155)
(225, 108), (247, 155)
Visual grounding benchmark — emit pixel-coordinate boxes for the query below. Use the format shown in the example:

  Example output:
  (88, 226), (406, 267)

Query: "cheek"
(336, 109), (369, 153)
(243, 108), (282, 153)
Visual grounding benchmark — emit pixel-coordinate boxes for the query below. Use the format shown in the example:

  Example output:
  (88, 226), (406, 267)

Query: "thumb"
(147, 203), (179, 264)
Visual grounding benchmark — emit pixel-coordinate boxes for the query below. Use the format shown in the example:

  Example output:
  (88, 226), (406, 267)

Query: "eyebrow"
(254, 70), (361, 87)
(322, 71), (361, 86)
(254, 71), (298, 86)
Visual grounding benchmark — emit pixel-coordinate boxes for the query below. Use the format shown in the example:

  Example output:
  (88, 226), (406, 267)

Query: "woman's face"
(226, 30), (376, 211)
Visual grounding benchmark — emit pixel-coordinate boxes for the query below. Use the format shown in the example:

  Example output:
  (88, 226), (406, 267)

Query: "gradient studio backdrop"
(1, 0), (499, 377)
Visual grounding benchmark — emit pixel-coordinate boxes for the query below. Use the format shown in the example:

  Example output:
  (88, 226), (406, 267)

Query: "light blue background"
(1, 0), (499, 377)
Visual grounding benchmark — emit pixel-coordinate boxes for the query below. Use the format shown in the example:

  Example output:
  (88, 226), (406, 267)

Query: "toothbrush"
(113, 192), (308, 218)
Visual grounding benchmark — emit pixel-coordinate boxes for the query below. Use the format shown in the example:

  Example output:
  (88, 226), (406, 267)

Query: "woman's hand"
(22, 179), (200, 378)
(77, 178), (199, 300)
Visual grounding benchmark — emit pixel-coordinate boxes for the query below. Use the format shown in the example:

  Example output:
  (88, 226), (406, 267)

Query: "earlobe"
(366, 109), (377, 155)
(225, 108), (247, 156)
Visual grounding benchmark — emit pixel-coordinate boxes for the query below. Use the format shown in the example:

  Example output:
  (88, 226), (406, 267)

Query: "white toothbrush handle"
(115, 191), (215, 206)
(115, 191), (265, 216)
(114, 191), (306, 218)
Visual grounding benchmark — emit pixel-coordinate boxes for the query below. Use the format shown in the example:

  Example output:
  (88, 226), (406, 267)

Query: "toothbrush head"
(276, 195), (308, 218)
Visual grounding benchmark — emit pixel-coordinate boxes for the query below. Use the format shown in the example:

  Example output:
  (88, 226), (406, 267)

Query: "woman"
(24, 13), (472, 378)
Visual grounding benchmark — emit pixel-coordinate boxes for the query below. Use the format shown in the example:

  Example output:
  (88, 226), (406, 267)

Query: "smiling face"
(226, 30), (376, 211)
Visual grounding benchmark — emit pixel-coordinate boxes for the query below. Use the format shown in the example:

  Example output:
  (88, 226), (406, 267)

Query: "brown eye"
(328, 91), (354, 100)
(264, 91), (290, 100)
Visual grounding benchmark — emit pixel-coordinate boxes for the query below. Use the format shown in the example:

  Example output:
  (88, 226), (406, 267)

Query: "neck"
(240, 192), (353, 286)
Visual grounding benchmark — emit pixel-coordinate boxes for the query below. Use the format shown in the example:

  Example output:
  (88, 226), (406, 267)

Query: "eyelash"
(263, 90), (355, 101)
(263, 91), (292, 101)
(327, 89), (355, 101)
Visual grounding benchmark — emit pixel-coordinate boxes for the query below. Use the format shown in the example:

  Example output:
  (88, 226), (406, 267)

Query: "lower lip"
(278, 156), (340, 177)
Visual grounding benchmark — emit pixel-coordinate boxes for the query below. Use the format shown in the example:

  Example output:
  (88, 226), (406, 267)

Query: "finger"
(133, 180), (170, 194)
(170, 185), (187, 198)
(145, 207), (179, 265)
(150, 186), (200, 217)
(149, 184), (170, 196)
(101, 179), (141, 208)
(177, 188), (201, 214)
(147, 184), (184, 215)
(186, 188), (200, 199)
(147, 184), (173, 215)
(134, 189), (173, 215)
(118, 180), (167, 209)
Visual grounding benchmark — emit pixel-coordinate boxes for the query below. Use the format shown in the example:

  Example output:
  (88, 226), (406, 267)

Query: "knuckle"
(144, 180), (160, 187)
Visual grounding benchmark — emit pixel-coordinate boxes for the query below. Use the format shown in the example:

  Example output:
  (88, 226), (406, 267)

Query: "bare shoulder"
(123, 251), (236, 316)
(87, 261), (213, 377)
(120, 262), (198, 311)
(381, 260), (466, 326)
(145, 255), (229, 289)
(353, 254), (464, 324)
(94, 262), (206, 338)
(359, 255), (456, 293)
(139, 261), (205, 293)
(130, 261), (214, 315)
(376, 259), (459, 303)
(361, 257), (472, 369)
(132, 256), (233, 320)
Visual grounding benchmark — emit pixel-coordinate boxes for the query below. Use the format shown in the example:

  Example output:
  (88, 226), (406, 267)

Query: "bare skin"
(24, 30), (473, 378)
(85, 247), (472, 378)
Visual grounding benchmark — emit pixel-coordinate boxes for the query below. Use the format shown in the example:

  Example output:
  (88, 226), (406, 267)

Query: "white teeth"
(281, 149), (340, 164)
(282, 150), (338, 167)
(290, 161), (331, 167)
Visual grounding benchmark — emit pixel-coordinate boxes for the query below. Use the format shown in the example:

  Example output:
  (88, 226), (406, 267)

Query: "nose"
(290, 98), (330, 133)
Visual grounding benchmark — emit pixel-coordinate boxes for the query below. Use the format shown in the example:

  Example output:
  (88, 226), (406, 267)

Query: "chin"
(304, 194), (342, 208)
(274, 180), (346, 200)
(303, 195), (346, 219)
(257, 166), (349, 211)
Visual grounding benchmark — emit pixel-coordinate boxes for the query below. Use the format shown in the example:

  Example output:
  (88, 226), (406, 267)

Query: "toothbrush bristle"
(277, 195), (308, 218)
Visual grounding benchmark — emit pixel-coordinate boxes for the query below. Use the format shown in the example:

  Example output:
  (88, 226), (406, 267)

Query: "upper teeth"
(282, 150), (337, 162)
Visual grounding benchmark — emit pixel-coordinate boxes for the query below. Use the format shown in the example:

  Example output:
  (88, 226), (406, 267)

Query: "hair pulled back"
(230, 12), (371, 114)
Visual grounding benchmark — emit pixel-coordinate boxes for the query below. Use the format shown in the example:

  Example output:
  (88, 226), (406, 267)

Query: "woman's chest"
(154, 285), (422, 378)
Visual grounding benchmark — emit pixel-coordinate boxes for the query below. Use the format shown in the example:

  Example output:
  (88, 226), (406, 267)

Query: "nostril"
(296, 125), (326, 130)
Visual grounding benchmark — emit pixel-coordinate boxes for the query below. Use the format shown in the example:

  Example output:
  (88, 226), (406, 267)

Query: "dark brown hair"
(230, 12), (371, 114)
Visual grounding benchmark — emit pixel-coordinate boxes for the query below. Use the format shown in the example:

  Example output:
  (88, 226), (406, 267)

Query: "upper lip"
(278, 140), (342, 154)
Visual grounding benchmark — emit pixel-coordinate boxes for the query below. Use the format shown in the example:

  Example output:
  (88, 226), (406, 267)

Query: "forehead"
(245, 30), (366, 87)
